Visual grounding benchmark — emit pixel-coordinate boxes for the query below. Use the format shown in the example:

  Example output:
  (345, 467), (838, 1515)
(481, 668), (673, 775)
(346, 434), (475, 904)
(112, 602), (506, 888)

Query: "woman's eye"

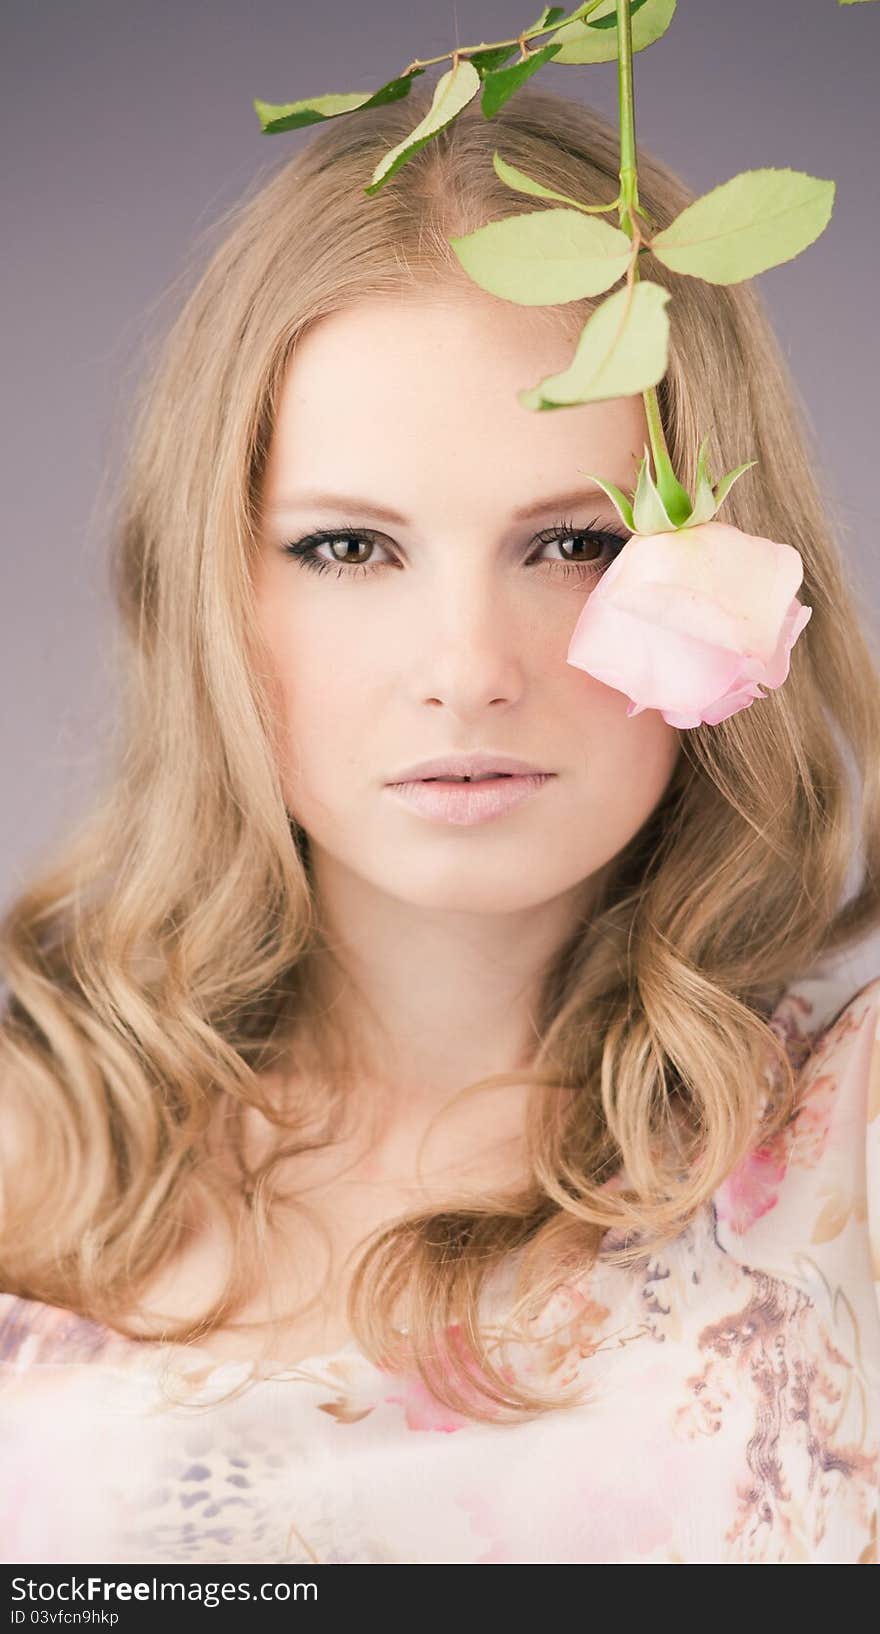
(280, 519), (629, 580)
(532, 521), (629, 579)
(281, 528), (389, 578)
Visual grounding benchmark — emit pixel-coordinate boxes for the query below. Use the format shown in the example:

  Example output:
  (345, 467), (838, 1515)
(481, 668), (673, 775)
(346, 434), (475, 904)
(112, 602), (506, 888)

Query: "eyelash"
(280, 516), (631, 582)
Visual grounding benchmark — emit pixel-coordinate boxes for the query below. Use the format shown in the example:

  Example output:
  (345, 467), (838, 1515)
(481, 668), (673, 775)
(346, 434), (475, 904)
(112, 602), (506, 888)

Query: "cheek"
(560, 677), (681, 839)
(589, 662), (679, 746)
(261, 600), (388, 805)
(593, 710), (681, 826)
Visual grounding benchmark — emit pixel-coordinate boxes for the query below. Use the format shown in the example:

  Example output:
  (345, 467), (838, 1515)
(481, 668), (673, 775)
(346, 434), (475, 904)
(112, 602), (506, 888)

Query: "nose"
(412, 560), (527, 717)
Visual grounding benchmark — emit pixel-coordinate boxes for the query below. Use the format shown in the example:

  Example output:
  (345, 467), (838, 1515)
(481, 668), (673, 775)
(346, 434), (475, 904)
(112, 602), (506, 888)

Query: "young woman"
(1, 85), (878, 1566)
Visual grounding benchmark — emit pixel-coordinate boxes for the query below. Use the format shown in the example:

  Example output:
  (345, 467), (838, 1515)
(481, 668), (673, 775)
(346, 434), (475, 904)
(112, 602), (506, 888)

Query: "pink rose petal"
(567, 521), (812, 730)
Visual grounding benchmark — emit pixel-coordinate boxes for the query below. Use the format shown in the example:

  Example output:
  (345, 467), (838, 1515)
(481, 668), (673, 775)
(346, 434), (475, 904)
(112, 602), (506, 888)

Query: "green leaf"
(254, 69), (424, 134)
(449, 209), (632, 303)
(559, 2), (610, 16)
(526, 2), (605, 29)
(467, 44), (521, 74)
(470, 4), (587, 84)
(517, 279), (672, 407)
(546, 0), (676, 64)
(649, 167), (835, 285)
(573, 0), (651, 26)
(365, 59), (481, 194)
(480, 44), (564, 117)
(523, 5), (569, 29)
(492, 151), (608, 212)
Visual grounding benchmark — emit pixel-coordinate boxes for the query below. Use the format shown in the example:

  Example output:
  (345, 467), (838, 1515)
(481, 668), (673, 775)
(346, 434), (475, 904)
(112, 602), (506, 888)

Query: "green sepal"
(670, 435), (756, 529)
(685, 434), (719, 526)
(654, 456), (693, 526)
(585, 433), (760, 538)
(711, 459), (758, 513)
(631, 446), (677, 533)
(576, 473), (636, 533)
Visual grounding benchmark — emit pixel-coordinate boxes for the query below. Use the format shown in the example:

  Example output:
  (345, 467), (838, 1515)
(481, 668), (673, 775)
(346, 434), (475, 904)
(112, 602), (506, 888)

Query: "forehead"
(261, 296), (649, 517)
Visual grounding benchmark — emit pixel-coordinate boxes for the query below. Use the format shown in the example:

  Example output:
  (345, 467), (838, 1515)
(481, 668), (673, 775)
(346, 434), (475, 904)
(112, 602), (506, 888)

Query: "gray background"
(2, 0), (878, 980)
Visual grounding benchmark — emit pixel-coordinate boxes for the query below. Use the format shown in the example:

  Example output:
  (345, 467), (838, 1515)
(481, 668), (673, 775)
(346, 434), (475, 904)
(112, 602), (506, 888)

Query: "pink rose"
(566, 520), (812, 729)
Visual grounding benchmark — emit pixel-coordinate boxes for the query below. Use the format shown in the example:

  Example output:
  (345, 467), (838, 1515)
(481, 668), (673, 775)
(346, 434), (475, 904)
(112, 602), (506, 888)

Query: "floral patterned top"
(1, 964), (878, 1566)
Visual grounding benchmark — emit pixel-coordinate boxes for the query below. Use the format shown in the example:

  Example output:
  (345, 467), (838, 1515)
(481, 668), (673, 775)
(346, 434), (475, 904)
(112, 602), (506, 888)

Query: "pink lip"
(384, 773), (555, 827)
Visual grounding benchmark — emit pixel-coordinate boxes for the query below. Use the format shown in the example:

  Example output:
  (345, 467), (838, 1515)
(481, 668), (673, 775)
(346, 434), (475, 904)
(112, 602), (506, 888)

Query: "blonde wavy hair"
(2, 84), (879, 1423)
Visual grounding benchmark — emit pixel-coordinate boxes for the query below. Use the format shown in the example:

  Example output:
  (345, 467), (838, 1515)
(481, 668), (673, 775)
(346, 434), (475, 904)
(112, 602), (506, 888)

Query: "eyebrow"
(265, 484), (619, 525)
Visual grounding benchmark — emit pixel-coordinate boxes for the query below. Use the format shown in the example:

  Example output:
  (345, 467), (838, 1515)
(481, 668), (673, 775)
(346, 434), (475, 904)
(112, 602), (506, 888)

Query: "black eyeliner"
(281, 515), (631, 578)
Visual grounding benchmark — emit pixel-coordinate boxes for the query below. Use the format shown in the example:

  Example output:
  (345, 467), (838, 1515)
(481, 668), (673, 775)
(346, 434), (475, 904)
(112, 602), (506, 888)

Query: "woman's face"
(254, 294), (681, 914)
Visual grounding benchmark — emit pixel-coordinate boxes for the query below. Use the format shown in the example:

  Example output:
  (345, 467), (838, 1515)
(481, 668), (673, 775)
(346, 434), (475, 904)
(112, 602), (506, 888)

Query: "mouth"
(384, 771), (555, 827)
(387, 754), (551, 782)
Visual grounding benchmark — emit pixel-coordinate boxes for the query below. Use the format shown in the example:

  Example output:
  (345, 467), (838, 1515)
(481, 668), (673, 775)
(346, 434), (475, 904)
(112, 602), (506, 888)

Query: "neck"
(282, 845), (600, 1178)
